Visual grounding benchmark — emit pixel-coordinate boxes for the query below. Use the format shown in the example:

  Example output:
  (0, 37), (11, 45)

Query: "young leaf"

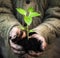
(28, 7), (34, 12)
(29, 12), (40, 17)
(24, 16), (32, 25)
(19, 25), (25, 30)
(29, 29), (34, 33)
(16, 8), (26, 16)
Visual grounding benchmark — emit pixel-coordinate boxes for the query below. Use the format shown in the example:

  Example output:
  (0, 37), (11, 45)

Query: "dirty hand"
(9, 26), (26, 55)
(28, 32), (47, 56)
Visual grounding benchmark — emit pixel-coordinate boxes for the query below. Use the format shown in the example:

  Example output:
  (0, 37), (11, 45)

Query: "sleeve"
(0, 0), (21, 58)
(0, 0), (21, 40)
(33, 4), (60, 43)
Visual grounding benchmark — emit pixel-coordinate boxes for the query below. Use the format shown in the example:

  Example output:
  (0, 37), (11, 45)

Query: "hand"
(9, 26), (26, 55)
(28, 32), (47, 56)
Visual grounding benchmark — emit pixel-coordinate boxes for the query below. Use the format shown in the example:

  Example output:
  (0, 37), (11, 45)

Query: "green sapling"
(16, 7), (40, 39)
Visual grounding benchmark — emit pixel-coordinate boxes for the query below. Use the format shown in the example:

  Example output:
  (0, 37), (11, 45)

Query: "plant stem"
(26, 25), (29, 39)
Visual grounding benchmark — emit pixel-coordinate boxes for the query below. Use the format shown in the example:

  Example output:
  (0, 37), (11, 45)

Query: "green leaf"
(16, 8), (26, 16)
(29, 29), (34, 33)
(24, 16), (32, 25)
(29, 12), (40, 17)
(20, 24), (25, 30)
(28, 7), (34, 12)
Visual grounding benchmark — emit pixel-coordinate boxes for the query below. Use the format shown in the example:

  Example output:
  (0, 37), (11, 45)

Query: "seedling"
(16, 7), (40, 39)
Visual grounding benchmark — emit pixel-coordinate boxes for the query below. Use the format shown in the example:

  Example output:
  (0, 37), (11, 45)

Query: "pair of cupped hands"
(9, 26), (47, 56)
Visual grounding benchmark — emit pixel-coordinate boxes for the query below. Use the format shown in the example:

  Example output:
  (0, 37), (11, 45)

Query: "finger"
(21, 31), (26, 39)
(41, 40), (47, 50)
(16, 31), (26, 40)
(29, 34), (43, 40)
(10, 40), (23, 50)
(11, 48), (25, 55)
(28, 50), (42, 56)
